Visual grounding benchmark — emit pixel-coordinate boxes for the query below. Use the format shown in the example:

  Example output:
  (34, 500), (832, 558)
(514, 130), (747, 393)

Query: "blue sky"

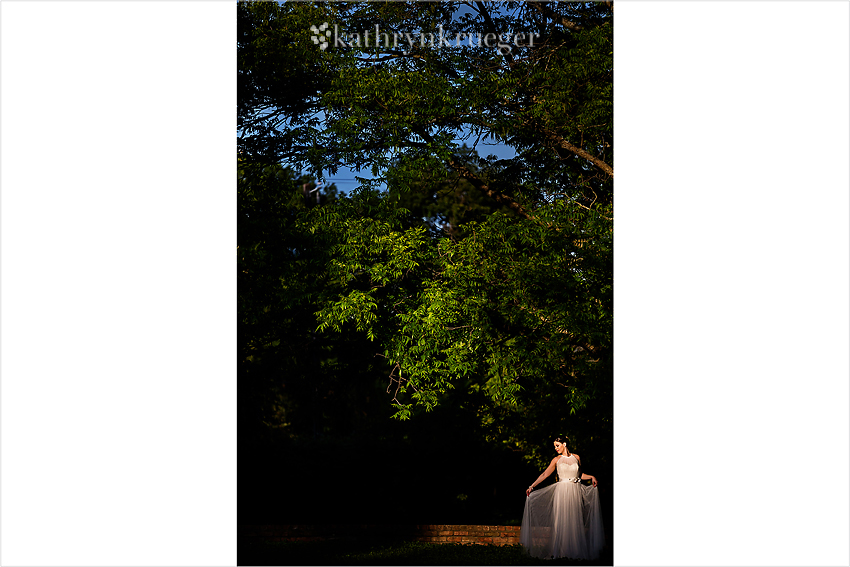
(320, 135), (518, 196)
(307, 0), (520, 196)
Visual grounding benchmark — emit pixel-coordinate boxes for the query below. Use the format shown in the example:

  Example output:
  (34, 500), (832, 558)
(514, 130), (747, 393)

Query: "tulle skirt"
(520, 480), (605, 560)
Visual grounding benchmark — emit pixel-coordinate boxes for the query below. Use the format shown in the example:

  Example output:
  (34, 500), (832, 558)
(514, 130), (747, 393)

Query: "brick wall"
(413, 524), (521, 545)
(240, 524), (521, 546)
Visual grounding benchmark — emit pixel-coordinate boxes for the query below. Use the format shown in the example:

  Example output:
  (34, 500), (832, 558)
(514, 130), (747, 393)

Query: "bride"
(520, 436), (605, 560)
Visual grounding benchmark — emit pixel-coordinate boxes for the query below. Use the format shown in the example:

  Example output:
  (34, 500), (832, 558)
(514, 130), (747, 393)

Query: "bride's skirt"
(520, 480), (605, 560)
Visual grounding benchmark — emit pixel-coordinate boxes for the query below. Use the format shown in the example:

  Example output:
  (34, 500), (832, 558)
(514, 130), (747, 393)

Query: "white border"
(615, 2), (849, 565)
(1, 2), (236, 566)
(2, 1), (848, 566)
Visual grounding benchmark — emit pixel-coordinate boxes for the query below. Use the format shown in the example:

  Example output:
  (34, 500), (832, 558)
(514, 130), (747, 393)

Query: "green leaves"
(317, 288), (379, 338)
(239, 0), (613, 463)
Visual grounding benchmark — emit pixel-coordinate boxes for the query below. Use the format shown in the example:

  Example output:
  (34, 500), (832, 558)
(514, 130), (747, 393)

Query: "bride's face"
(554, 441), (566, 454)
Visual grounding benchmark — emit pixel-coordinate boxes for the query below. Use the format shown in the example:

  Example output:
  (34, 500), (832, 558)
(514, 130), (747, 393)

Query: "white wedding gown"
(520, 454), (605, 560)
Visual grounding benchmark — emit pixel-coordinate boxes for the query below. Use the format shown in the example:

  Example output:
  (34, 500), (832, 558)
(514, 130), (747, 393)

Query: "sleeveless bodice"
(556, 455), (580, 482)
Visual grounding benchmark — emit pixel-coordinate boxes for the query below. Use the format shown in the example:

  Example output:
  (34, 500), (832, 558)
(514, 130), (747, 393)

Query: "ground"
(238, 539), (614, 566)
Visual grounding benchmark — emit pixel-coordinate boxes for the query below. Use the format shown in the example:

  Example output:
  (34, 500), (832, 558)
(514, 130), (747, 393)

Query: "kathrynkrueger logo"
(309, 22), (538, 53)
(310, 22), (332, 50)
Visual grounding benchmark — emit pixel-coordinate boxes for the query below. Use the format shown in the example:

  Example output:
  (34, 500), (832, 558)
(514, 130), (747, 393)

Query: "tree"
(390, 144), (521, 240)
(238, 0), (612, 469)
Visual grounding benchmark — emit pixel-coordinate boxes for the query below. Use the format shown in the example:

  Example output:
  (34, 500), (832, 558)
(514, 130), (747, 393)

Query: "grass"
(239, 539), (613, 566)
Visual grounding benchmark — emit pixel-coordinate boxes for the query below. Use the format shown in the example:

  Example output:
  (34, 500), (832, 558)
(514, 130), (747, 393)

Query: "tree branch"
(447, 157), (533, 220)
(513, 300), (603, 359)
(529, 2), (584, 32)
(474, 1), (515, 67)
(416, 128), (533, 221)
(545, 130), (613, 178)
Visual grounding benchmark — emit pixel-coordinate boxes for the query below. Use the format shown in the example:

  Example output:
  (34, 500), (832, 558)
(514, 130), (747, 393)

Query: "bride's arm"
(580, 472), (598, 487)
(574, 455), (598, 487)
(526, 457), (558, 496)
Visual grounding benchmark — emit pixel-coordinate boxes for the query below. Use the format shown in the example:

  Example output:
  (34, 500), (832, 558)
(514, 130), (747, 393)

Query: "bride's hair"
(553, 435), (569, 445)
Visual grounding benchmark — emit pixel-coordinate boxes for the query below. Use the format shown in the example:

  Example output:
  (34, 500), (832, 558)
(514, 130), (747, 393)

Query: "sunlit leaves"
(239, 0), (613, 457)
